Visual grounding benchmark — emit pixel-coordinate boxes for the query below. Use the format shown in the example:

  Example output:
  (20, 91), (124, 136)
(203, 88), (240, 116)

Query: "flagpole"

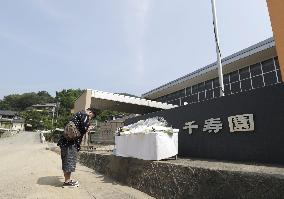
(211, 0), (225, 96)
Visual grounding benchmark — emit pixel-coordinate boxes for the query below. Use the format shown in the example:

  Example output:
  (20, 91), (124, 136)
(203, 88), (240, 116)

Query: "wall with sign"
(125, 83), (284, 165)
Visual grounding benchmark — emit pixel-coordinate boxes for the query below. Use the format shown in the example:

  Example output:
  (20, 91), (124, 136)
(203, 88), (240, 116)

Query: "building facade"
(0, 110), (25, 131)
(142, 38), (282, 106)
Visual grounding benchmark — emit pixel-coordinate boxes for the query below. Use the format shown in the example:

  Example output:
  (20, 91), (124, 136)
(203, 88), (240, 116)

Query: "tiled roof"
(0, 110), (18, 116)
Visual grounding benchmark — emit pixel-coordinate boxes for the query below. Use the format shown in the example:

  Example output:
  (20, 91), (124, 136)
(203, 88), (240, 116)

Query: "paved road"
(0, 132), (153, 199)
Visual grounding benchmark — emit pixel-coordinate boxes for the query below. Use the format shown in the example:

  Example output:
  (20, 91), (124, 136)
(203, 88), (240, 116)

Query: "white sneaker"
(70, 180), (79, 186)
(62, 181), (79, 188)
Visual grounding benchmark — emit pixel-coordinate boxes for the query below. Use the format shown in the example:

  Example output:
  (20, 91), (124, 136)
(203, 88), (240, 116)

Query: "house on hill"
(0, 110), (25, 131)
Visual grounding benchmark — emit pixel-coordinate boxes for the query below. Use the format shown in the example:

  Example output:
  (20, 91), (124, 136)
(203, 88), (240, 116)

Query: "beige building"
(0, 110), (25, 131)
(73, 89), (176, 114)
(267, 0), (284, 81)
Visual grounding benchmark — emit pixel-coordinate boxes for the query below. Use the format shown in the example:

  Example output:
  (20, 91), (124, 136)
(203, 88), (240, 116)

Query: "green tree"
(56, 89), (83, 115)
(0, 99), (11, 110)
(96, 110), (127, 122)
(37, 91), (55, 104)
(54, 89), (83, 128)
(20, 110), (52, 130)
(0, 91), (55, 111)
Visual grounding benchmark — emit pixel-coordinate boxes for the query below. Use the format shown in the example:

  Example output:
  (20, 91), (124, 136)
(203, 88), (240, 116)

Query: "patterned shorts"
(60, 145), (78, 172)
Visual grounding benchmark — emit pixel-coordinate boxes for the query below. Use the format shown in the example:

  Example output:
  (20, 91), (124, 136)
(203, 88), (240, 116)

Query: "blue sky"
(0, 0), (272, 99)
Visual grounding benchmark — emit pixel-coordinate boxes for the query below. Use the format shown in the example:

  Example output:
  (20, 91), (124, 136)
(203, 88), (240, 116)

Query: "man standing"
(57, 108), (97, 188)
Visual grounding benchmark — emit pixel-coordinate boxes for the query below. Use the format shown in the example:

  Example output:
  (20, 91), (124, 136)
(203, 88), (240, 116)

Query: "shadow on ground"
(37, 176), (63, 187)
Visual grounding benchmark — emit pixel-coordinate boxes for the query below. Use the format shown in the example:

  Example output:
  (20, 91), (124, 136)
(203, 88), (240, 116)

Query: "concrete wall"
(79, 152), (284, 199)
(12, 123), (24, 131)
(73, 89), (92, 113)
(267, 0), (284, 80)
(90, 121), (124, 144)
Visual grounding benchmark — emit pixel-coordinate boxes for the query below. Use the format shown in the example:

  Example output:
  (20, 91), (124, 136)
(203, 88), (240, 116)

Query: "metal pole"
(211, 0), (225, 96)
(51, 107), (55, 129)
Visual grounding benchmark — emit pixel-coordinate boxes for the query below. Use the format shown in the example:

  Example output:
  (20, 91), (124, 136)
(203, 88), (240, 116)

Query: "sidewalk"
(0, 132), (153, 199)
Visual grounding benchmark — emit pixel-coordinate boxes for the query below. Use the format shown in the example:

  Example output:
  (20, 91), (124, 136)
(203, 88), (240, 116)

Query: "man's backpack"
(63, 121), (81, 140)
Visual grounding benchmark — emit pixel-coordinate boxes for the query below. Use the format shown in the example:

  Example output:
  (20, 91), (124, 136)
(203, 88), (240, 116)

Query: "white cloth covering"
(115, 132), (178, 160)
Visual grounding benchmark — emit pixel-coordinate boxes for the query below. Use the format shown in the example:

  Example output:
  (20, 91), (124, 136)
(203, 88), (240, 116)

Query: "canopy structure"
(73, 89), (178, 114)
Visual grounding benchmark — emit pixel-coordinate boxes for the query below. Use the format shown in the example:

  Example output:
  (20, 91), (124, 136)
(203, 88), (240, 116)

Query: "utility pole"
(211, 0), (225, 96)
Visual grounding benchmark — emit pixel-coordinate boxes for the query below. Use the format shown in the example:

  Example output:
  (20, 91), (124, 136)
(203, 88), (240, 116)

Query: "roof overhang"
(89, 90), (177, 114)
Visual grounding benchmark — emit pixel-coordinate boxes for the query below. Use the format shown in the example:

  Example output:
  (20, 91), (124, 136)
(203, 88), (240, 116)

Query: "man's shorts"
(60, 145), (78, 172)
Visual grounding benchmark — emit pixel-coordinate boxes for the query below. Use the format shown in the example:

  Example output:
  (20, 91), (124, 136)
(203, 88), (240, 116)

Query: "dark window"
(178, 89), (185, 98)
(189, 94), (198, 103)
(171, 91), (177, 99)
(264, 71), (277, 85)
(198, 92), (205, 101)
(163, 95), (168, 101)
(223, 74), (230, 84)
(165, 95), (170, 101)
(277, 70), (282, 83)
(241, 79), (252, 91)
(173, 91), (179, 99)
(205, 80), (213, 90)
(239, 67), (250, 80)
(252, 76), (264, 88)
(186, 87), (191, 95)
(213, 78), (220, 88)
(182, 96), (191, 105)
(205, 89), (213, 99)
(168, 93), (174, 101)
(198, 82), (205, 92)
(192, 85), (198, 94)
(262, 59), (275, 73)
(213, 88), (220, 98)
(224, 84), (231, 95)
(250, 63), (262, 77)
(231, 82), (241, 93)
(230, 71), (239, 83)
(274, 57), (280, 69)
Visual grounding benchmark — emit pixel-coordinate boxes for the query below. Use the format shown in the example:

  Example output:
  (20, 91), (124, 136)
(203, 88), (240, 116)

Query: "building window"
(230, 71), (239, 83)
(239, 67), (250, 80)
(205, 80), (213, 90)
(186, 87), (192, 96)
(198, 91), (206, 101)
(223, 74), (230, 84)
(205, 89), (214, 99)
(190, 94), (198, 103)
(213, 78), (220, 88)
(252, 75), (264, 88)
(198, 82), (205, 92)
(156, 57), (281, 105)
(224, 84), (231, 95)
(261, 58), (275, 73)
(213, 87), (220, 98)
(250, 63), (262, 77)
(264, 71), (278, 85)
(231, 82), (241, 93)
(241, 79), (252, 91)
(192, 85), (198, 94)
